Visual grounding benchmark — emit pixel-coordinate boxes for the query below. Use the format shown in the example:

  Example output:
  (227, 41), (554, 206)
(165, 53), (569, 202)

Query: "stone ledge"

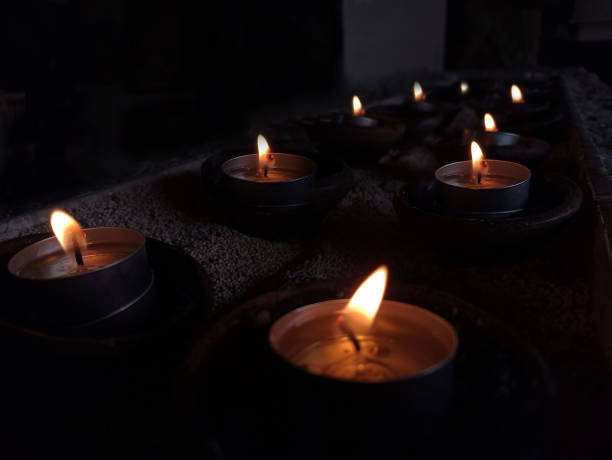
(564, 68), (612, 367)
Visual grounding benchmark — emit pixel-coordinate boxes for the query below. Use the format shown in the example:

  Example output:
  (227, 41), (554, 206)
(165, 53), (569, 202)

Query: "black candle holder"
(201, 149), (353, 239)
(176, 280), (555, 460)
(428, 130), (551, 168)
(301, 112), (406, 164)
(394, 174), (583, 247)
(0, 234), (211, 458)
(365, 99), (447, 138)
(0, 233), (210, 349)
(7, 227), (157, 335)
(435, 160), (532, 216)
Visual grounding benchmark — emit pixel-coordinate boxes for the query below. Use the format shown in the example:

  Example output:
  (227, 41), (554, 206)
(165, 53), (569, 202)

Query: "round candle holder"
(7, 227), (157, 335)
(303, 112), (406, 164)
(435, 159), (531, 215)
(0, 234), (210, 350)
(177, 281), (555, 459)
(202, 149), (352, 239)
(366, 99), (451, 138)
(220, 153), (317, 206)
(428, 130), (550, 167)
(394, 173), (583, 247)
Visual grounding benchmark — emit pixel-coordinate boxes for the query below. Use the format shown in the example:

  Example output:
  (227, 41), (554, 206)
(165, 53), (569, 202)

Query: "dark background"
(0, 0), (610, 218)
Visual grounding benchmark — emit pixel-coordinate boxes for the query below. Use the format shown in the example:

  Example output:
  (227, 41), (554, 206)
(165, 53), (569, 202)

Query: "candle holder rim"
(434, 159), (531, 192)
(221, 153), (317, 185)
(8, 226), (146, 281)
(269, 298), (459, 385)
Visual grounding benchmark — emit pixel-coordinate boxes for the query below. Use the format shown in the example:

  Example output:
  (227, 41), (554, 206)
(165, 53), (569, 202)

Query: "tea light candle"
(435, 141), (531, 215)
(220, 134), (317, 206)
(8, 210), (156, 332)
(222, 134), (316, 184)
(269, 266), (458, 383)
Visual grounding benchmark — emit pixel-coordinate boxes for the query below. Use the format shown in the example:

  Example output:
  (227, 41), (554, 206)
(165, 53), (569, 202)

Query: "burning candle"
(413, 81), (425, 102)
(434, 141), (531, 214)
(221, 134), (316, 184)
(460, 80), (469, 95)
(8, 210), (156, 332)
(352, 94), (364, 117)
(511, 84), (525, 104)
(484, 113), (498, 132)
(269, 266), (457, 383)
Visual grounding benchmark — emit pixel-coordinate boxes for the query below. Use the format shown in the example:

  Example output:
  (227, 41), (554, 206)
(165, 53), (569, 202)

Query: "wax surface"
(227, 167), (307, 183)
(441, 173), (520, 189)
(17, 242), (138, 279)
(291, 335), (431, 382)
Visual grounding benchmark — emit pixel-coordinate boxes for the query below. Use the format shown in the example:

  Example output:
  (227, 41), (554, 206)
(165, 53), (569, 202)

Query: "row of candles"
(8, 78), (538, 385)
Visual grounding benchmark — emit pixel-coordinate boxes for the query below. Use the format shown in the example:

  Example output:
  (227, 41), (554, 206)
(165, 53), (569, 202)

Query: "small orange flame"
(257, 134), (270, 158)
(511, 84), (524, 103)
(460, 81), (469, 95)
(352, 95), (364, 116)
(484, 113), (498, 132)
(343, 265), (388, 332)
(413, 81), (425, 102)
(50, 210), (86, 256)
(257, 134), (274, 170)
(471, 141), (486, 182)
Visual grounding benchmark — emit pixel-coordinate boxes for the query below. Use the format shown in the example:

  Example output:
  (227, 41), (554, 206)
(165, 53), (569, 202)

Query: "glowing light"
(413, 81), (425, 102)
(511, 84), (524, 103)
(343, 266), (388, 332)
(352, 95), (364, 116)
(50, 210), (86, 256)
(484, 113), (498, 132)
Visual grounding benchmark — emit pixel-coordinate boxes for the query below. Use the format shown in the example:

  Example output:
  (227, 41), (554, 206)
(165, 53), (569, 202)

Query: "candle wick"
(263, 166), (268, 178)
(477, 172), (482, 184)
(336, 316), (361, 353)
(72, 234), (84, 266)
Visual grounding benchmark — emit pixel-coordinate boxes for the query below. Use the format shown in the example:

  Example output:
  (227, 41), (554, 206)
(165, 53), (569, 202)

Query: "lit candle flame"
(511, 84), (524, 103)
(413, 81), (425, 102)
(343, 265), (388, 333)
(471, 141), (486, 184)
(483, 113), (498, 132)
(50, 210), (87, 261)
(257, 134), (274, 172)
(352, 95), (364, 116)
(460, 81), (469, 95)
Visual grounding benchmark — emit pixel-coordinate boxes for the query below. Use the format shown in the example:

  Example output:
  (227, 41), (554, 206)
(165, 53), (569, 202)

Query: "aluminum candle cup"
(8, 227), (156, 334)
(269, 299), (458, 438)
(221, 153), (317, 206)
(435, 160), (531, 215)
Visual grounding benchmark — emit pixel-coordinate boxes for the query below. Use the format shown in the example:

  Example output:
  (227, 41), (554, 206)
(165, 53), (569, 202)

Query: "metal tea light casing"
(8, 227), (157, 335)
(221, 153), (317, 206)
(435, 160), (532, 216)
(268, 299), (458, 443)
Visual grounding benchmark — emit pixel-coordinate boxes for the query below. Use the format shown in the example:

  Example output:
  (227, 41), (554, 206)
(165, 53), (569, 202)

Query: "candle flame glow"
(511, 84), (524, 103)
(50, 210), (87, 257)
(471, 141), (485, 183)
(484, 113), (498, 132)
(352, 95), (364, 116)
(413, 81), (425, 102)
(343, 265), (388, 333)
(257, 134), (274, 172)
(460, 81), (469, 95)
